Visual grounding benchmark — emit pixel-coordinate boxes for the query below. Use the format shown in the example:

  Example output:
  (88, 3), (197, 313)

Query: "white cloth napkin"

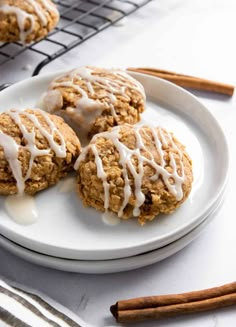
(0, 279), (95, 327)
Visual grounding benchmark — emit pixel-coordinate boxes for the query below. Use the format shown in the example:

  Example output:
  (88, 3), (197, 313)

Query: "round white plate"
(0, 197), (224, 274)
(0, 71), (229, 260)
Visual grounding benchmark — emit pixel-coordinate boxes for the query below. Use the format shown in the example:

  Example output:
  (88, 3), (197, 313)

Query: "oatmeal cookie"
(0, 0), (59, 44)
(76, 124), (193, 225)
(0, 108), (81, 195)
(41, 66), (145, 139)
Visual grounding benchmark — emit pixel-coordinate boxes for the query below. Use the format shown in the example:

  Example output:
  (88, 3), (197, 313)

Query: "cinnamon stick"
(110, 281), (236, 323)
(127, 67), (234, 96)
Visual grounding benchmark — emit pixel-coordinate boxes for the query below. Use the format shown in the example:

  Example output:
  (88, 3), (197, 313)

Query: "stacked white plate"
(0, 72), (229, 274)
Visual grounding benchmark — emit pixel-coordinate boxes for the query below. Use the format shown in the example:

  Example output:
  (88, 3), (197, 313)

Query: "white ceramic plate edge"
(0, 194), (225, 274)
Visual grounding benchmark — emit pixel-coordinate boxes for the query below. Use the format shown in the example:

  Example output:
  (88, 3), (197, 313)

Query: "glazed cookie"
(0, 108), (81, 195)
(75, 124), (193, 225)
(41, 66), (145, 139)
(0, 0), (59, 44)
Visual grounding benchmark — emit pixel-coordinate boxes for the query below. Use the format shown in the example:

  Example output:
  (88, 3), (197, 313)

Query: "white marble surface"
(1, 0), (236, 326)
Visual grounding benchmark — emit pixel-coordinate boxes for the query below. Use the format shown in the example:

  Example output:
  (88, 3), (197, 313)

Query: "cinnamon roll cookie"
(0, 0), (59, 44)
(0, 108), (81, 195)
(41, 66), (145, 139)
(75, 124), (193, 225)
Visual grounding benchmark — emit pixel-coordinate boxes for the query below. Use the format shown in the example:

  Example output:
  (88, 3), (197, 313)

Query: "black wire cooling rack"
(0, 0), (152, 78)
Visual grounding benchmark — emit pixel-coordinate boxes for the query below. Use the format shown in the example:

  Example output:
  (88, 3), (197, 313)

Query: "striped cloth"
(0, 279), (93, 327)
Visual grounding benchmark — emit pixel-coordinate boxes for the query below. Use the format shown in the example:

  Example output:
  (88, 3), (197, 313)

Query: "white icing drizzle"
(0, 131), (24, 194)
(0, 4), (34, 43)
(43, 67), (145, 134)
(5, 194), (38, 225)
(40, 0), (59, 17)
(0, 0), (58, 43)
(23, 108), (66, 158)
(40, 89), (63, 113)
(27, 0), (48, 26)
(58, 176), (76, 193)
(90, 144), (110, 209)
(102, 212), (121, 226)
(0, 108), (67, 195)
(75, 125), (185, 217)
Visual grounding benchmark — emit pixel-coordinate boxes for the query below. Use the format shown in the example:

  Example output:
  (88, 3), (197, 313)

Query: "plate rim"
(0, 195), (224, 274)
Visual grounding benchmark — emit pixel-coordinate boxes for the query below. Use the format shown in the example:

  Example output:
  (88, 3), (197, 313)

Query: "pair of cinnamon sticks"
(110, 281), (236, 323)
(127, 67), (234, 96)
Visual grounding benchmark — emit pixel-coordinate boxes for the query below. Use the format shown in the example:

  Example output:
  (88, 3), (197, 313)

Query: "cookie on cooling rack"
(0, 0), (59, 44)
(0, 108), (81, 195)
(41, 66), (146, 139)
(75, 124), (193, 225)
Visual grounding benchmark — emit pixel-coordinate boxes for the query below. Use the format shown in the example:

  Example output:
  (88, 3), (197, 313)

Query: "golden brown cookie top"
(41, 66), (146, 138)
(76, 124), (193, 224)
(0, 108), (81, 195)
(0, 0), (59, 43)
